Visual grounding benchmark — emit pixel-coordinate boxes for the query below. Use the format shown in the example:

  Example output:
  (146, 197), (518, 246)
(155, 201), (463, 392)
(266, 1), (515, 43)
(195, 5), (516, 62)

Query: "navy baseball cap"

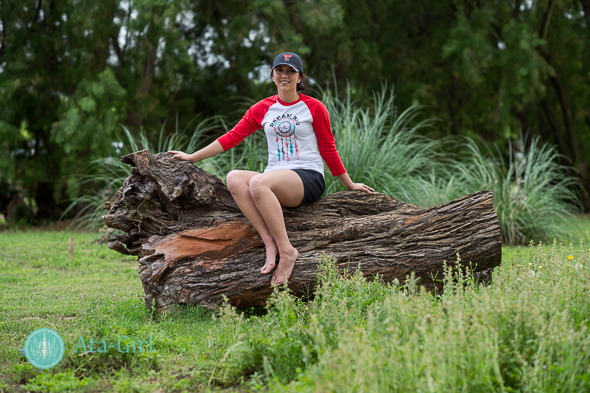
(272, 52), (304, 73)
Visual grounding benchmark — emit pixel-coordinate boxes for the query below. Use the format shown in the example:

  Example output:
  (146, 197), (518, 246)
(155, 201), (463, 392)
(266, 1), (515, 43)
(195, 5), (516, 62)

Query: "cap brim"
(272, 62), (300, 72)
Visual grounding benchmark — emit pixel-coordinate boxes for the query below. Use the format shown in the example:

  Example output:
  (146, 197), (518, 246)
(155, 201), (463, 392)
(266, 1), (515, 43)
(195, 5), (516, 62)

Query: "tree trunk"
(102, 150), (502, 311)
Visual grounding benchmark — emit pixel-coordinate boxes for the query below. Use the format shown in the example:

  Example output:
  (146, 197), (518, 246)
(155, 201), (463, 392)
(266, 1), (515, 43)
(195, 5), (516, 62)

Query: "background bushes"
(76, 85), (584, 245)
(2, 0), (590, 221)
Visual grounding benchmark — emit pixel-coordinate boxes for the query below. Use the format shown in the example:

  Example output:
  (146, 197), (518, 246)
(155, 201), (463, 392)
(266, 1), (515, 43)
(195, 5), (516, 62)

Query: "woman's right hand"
(168, 150), (193, 162)
(167, 141), (223, 164)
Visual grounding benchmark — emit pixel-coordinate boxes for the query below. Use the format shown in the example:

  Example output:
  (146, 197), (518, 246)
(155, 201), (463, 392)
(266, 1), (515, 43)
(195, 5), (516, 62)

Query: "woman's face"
(272, 65), (300, 94)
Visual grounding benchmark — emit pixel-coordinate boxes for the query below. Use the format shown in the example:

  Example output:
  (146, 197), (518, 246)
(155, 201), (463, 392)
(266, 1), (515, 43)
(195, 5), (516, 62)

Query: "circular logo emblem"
(24, 328), (65, 369)
(275, 119), (296, 137)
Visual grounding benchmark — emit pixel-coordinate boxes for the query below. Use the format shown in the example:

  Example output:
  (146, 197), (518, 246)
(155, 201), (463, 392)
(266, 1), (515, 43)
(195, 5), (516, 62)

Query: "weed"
(2, 231), (590, 391)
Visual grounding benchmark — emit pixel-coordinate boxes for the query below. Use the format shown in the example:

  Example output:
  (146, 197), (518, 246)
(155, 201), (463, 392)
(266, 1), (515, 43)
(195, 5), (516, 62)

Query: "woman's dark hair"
(296, 72), (309, 92)
(270, 70), (309, 92)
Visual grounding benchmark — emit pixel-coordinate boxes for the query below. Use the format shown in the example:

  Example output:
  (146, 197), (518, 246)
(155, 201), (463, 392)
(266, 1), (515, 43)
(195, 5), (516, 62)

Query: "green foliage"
(202, 254), (395, 387)
(53, 69), (127, 155)
(441, 3), (552, 141)
(2, 0), (590, 222)
(198, 244), (590, 391)
(2, 230), (590, 391)
(318, 85), (581, 245)
(320, 85), (439, 196)
(63, 115), (220, 229)
(4, 363), (40, 388)
(24, 370), (92, 392)
(451, 136), (582, 245)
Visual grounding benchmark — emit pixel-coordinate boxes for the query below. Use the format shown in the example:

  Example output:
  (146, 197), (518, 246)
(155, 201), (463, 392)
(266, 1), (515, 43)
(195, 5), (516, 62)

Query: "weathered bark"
(102, 150), (502, 310)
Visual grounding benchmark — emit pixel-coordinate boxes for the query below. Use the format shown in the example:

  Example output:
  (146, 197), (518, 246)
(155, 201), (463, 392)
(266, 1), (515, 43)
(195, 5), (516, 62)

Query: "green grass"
(0, 231), (214, 392)
(2, 227), (590, 392)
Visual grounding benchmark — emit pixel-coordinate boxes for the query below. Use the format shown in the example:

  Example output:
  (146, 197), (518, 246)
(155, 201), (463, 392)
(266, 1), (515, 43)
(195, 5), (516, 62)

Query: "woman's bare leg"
(248, 170), (304, 285)
(226, 170), (279, 274)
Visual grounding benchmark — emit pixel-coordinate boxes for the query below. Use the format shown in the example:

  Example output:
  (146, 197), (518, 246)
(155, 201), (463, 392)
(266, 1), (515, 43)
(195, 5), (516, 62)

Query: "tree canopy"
(1, 0), (589, 221)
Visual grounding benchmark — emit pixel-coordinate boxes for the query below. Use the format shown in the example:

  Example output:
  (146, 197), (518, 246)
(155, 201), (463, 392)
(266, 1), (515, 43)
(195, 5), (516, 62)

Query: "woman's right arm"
(168, 140), (224, 163)
(170, 98), (269, 163)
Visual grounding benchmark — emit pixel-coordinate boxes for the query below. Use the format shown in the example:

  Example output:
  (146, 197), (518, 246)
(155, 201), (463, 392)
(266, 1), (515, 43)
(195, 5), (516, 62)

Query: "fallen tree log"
(102, 150), (502, 310)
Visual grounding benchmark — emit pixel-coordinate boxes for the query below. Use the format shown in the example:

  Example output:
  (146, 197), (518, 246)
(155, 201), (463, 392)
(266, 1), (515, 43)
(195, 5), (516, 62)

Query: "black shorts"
(291, 169), (325, 207)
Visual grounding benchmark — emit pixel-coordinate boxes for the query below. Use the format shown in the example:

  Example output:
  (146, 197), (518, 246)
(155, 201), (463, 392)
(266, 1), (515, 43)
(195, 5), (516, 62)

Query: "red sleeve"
(304, 96), (347, 177)
(216, 97), (275, 151)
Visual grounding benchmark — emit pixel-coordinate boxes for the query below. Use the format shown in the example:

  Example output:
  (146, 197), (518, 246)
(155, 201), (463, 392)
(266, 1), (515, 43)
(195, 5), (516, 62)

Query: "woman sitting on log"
(169, 52), (373, 285)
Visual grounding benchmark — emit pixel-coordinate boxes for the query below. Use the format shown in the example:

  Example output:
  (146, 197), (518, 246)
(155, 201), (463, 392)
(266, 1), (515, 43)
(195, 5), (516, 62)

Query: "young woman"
(169, 52), (373, 286)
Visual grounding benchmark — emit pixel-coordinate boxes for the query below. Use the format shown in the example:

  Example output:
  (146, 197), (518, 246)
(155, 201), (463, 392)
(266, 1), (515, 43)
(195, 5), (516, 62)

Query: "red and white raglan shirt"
(217, 94), (347, 178)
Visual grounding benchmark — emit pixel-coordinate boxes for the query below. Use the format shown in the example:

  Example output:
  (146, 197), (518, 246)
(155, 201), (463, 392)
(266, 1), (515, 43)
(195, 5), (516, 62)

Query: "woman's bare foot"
(260, 241), (278, 274)
(271, 246), (298, 286)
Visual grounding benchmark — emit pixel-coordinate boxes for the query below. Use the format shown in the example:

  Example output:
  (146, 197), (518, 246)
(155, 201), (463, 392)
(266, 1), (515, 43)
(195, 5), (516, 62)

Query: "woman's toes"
(261, 245), (278, 274)
(261, 261), (275, 274)
(271, 247), (298, 286)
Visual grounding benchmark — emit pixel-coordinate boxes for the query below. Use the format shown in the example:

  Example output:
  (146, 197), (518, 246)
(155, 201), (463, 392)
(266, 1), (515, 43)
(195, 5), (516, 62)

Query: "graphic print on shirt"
(270, 114), (300, 162)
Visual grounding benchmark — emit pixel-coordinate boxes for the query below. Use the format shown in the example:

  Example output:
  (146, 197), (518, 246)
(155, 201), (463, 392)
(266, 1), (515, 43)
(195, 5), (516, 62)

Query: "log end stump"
(102, 149), (502, 311)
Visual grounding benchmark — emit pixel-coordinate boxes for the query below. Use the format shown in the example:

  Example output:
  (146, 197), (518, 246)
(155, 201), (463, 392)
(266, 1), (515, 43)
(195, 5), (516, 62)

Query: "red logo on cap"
(283, 54), (293, 61)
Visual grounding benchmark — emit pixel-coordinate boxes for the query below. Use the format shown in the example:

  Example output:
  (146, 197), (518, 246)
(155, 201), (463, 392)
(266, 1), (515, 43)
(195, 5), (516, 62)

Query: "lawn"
(1, 224), (589, 392)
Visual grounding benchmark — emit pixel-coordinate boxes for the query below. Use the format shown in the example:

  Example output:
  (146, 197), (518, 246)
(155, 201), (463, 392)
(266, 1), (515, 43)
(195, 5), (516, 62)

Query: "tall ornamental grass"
(318, 86), (581, 245)
(63, 116), (219, 228)
(450, 137), (582, 245)
(200, 245), (590, 392)
(68, 86), (582, 245)
(320, 86), (440, 196)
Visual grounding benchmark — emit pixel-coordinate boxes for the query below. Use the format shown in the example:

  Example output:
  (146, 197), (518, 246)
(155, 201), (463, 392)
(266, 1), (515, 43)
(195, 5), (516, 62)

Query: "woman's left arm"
(336, 172), (374, 194)
(306, 97), (374, 194)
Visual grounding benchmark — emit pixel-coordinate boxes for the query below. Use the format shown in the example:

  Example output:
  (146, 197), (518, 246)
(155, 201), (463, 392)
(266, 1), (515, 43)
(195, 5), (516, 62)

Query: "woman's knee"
(248, 174), (268, 199)
(226, 170), (248, 193)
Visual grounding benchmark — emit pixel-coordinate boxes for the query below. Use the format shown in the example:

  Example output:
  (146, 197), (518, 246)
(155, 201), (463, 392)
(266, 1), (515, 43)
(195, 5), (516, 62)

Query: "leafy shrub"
(24, 370), (92, 392)
(200, 243), (590, 392)
(203, 254), (398, 386)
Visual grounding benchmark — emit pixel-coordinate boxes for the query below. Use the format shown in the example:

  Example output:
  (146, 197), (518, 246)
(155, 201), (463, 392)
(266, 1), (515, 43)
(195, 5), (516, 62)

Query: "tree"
(2, 0), (589, 222)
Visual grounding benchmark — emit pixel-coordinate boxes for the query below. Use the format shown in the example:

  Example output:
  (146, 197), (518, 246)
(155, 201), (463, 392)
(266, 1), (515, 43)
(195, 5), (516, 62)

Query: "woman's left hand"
(347, 183), (375, 193)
